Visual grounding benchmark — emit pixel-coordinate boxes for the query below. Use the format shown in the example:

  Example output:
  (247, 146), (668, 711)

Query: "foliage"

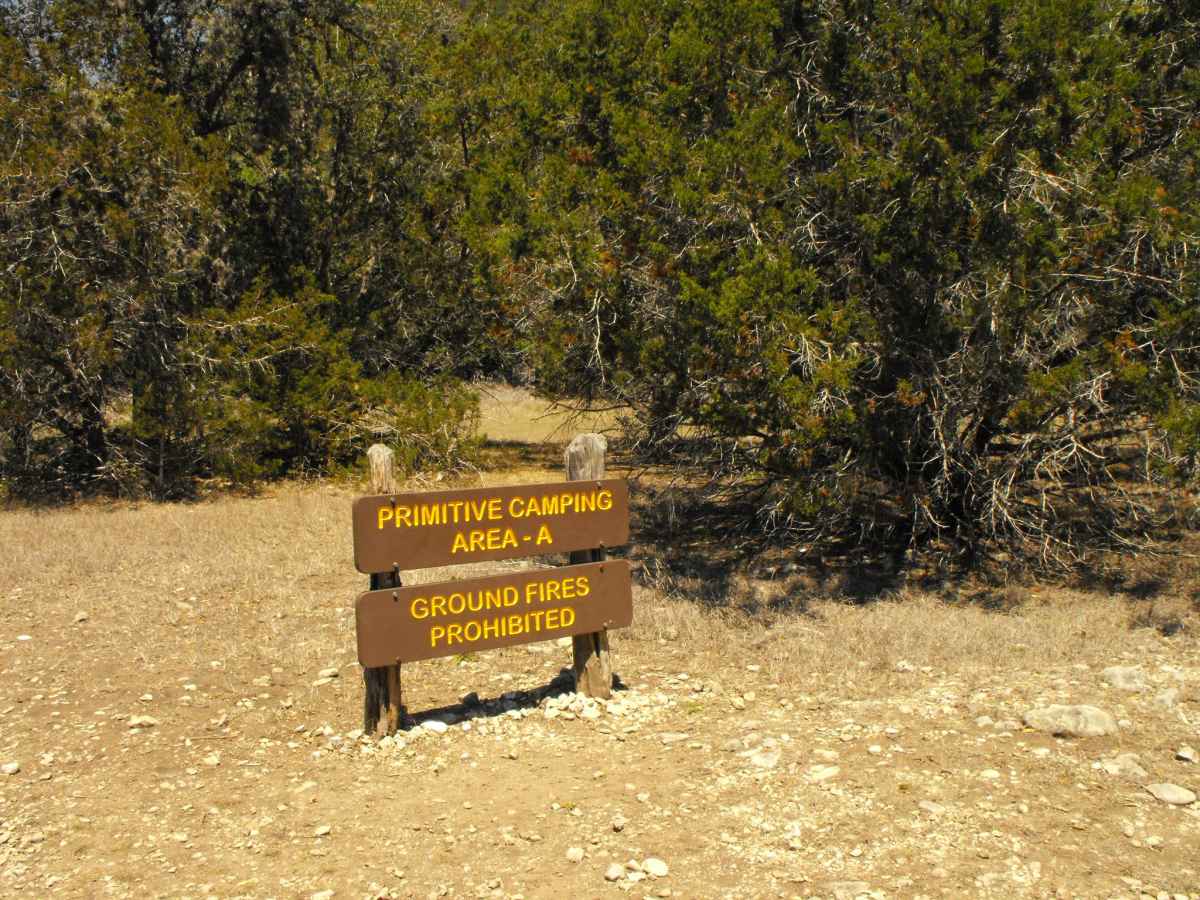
(454, 0), (1200, 567)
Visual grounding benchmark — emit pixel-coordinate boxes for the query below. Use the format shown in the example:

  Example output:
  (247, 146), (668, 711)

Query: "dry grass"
(474, 383), (623, 445)
(4, 474), (1190, 711)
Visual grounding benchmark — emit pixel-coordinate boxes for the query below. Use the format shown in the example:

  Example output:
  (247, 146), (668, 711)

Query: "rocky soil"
(2, 485), (1199, 899)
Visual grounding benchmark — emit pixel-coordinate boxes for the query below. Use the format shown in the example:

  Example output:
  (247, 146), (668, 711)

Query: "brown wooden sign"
(351, 479), (629, 573)
(355, 560), (633, 666)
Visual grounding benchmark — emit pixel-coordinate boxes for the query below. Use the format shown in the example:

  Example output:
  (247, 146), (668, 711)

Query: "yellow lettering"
(464, 621), (481, 642)
(503, 586), (519, 607)
(543, 608), (558, 630)
(544, 579), (561, 603)
(597, 489), (613, 511)
(524, 582), (540, 605)
(446, 623), (464, 645)
(576, 576), (590, 598)
(487, 498), (502, 520)
(451, 531), (469, 554)
(530, 610), (546, 631)
(448, 592), (466, 615)
(536, 524), (553, 546)
(470, 530), (486, 551)
(411, 597), (428, 619)
(482, 617), (502, 639)
(430, 594), (447, 618)
(501, 528), (518, 549)
(507, 614), (524, 636)
(578, 492), (596, 513)
(377, 506), (394, 529)
(429, 625), (446, 648)
(560, 606), (575, 628)
(508, 497), (524, 518)
(560, 493), (575, 513)
(396, 505), (412, 527)
(561, 577), (576, 601)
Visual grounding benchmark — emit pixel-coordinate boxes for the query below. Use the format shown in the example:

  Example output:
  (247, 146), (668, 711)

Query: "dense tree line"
(3, 0), (1198, 567)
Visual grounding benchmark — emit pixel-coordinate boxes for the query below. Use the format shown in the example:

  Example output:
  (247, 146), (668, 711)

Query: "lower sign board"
(355, 560), (633, 666)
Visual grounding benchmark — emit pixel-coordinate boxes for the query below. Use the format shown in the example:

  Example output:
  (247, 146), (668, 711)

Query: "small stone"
(1145, 783), (1196, 806)
(1100, 753), (1147, 779)
(1155, 688), (1180, 708)
(980, 769), (1001, 779)
(643, 858), (669, 878)
(748, 748), (781, 770)
(807, 764), (840, 782)
(1, 762), (19, 776)
(975, 716), (994, 728)
(202, 753), (221, 767)
(318, 667), (339, 679)
(1101, 666), (1147, 692)
(660, 732), (688, 745)
(918, 800), (945, 816)
(311, 891), (334, 900)
(422, 720), (448, 734)
(314, 824), (332, 837)
(611, 815), (627, 832)
(604, 863), (625, 882)
(1022, 704), (1118, 738)
(566, 846), (585, 863)
(73, 611), (89, 624)
(129, 715), (159, 728)
(1176, 745), (1197, 763)
(823, 881), (871, 900)
(139, 693), (153, 702)
(813, 749), (840, 762)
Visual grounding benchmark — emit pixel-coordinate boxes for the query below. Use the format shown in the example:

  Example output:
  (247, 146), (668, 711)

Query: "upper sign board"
(351, 479), (629, 573)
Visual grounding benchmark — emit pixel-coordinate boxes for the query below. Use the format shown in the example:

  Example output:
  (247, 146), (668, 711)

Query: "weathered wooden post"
(566, 433), (613, 698)
(363, 443), (404, 734)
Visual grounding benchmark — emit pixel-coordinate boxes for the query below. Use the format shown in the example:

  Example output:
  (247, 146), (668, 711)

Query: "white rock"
(202, 753), (221, 767)
(918, 800), (945, 816)
(643, 858), (669, 878)
(129, 715), (159, 728)
(73, 611), (89, 624)
(318, 667), (340, 679)
(1, 762), (19, 776)
(807, 764), (840, 782)
(604, 862), (625, 882)
(310, 891), (334, 900)
(1022, 704), (1117, 737)
(824, 881), (871, 900)
(611, 815), (627, 832)
(1102, 666), (1147, 692)
(422, 719), (448, 734)
(1145, 783), (1196, 806)
(1155, 688), (1180, 708)
(566, 846), (585, 863)
(747, 748), (781, 770)
(1099, 753), (1147, 779)
(980, 769), (1001, 779)
(314, 824), (332, 837)
(1176, 745), (1197, 763)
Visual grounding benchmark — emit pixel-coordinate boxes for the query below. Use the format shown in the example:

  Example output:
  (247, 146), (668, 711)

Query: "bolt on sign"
(351, 479), (630, 573)
(356, 561), (633, 666)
